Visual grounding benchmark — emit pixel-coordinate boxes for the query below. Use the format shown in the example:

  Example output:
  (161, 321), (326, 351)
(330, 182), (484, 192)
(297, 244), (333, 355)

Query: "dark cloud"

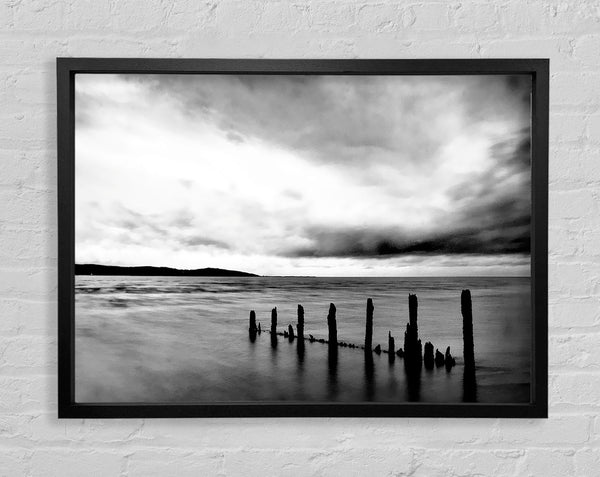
(284, 131), (531, 258)
(287, 217), (529, 259)
(125, 74), (531, 171)
(122, 74), (530, 259)
(111, 207), (168, 236)
(178, 235), (230, 249)
(168, 208), (195, 229)
(226, 131), (245, 144)
(106, 205), (230, 251)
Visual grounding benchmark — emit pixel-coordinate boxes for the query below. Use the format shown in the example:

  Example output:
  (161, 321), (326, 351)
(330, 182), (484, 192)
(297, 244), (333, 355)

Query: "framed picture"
(57, 58), (548, 418)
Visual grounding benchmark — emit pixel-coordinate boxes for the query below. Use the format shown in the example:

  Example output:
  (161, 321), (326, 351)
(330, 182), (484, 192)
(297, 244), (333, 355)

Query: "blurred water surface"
(75, 276), (531, 403)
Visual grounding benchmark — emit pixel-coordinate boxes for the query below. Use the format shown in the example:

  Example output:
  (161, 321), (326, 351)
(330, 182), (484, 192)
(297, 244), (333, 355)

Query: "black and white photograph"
(74, 71), (533, 405)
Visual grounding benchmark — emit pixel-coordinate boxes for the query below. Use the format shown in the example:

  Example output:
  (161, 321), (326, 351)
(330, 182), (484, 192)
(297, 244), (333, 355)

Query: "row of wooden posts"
(248, 289), (476, 372)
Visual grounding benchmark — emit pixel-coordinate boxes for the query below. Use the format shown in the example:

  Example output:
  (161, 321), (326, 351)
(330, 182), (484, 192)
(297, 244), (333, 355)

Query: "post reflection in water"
(248, 310), (258, 343)
(364, 350), (375, 401)
(463, 366), (477, 402)
(296, 338), (305, 367)
(296, 304), (305, 368)
(404, 362), (422, 402)
(327, 346), (338, 400)
(461, 289), (477, 402)
(270, 332), (278, 349)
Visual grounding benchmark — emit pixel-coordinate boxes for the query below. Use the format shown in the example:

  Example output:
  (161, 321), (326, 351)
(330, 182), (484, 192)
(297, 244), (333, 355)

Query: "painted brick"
(410, 3), (452, 31)
(550, 189), (597, 220)
(29, 450), (124, 477)
(574, 448), (600, 476)
(413, 449), (523, 477)
(551, 332), (600, 369)
(9, 0), (66, 31)
(550, 373), (600, 406)
(1, 1), (600, 476)
(127, 449), (225, 476)
(549, 297), (600, 328)
(521, 448), (576, 476)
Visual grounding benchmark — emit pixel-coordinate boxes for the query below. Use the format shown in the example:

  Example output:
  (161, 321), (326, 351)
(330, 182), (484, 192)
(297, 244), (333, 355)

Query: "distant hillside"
(75, 264), (259, 277)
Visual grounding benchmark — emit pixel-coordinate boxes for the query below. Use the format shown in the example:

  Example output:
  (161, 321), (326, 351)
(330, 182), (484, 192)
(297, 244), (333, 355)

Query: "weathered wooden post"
(403, 294), (423, 370)
(424, 341), (434, 369)
(249, 310), (258, 342)
(461, 289), (477, 401)
(435, 349), (445, 367)
(365, 298), (374, 352)
(388, 331), (395, 363)
(270, 307), (278, 348)
(326, 304), (338, 397)
(271, 307), (277, 335)
(249, 310), (257, 332)
(409, 294), (418, 328)
(297, 304), (305, 340)
(288, 323), (295, 341)
(296, 304), (305, 360)
(445, 346), (456, 370)
(461, 290), (475, 371)
(327, 303), (337, 347)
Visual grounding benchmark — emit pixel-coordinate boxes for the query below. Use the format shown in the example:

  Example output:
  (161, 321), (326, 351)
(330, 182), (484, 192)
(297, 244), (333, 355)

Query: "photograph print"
(73, 68), (534, 408)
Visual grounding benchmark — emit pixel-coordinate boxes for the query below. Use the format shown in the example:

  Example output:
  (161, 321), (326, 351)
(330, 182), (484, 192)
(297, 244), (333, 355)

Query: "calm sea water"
(75, 276), (531, 403)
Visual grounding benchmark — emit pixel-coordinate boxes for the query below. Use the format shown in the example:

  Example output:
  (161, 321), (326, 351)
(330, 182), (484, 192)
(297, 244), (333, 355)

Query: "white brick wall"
(1, 0), (599, 475)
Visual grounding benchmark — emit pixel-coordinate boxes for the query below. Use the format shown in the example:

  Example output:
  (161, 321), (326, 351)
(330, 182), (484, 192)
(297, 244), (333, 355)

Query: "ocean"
(75, 276), (531, 403)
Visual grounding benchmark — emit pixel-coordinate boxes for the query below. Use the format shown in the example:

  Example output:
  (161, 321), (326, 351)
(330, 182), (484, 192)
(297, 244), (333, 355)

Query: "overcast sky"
(75, 73), (531, 277)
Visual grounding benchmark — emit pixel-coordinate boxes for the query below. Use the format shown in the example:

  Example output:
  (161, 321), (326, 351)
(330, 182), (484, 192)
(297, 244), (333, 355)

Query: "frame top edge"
(56, 57), (549, 74)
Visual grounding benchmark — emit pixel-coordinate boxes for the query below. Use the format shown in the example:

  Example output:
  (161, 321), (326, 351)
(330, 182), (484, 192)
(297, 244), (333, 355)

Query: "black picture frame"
(57, 58), (548, 419)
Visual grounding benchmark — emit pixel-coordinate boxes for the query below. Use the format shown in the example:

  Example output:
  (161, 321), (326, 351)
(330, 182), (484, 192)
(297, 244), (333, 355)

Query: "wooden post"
(297, 304), (304, 340)
(288, 323), (295, 341)
(403, 294), (423, 369)
(461, 290), (475, 371)
(270, 307), (278, 348)
(296, 304), (305, 359)
(271, 307), (277, 335)
(249, 310), (257, 333)
(249, 310), (257, 342)
(404, 296), (423, 400)
(435, 348), (445, 367)
(388, 331), (395, 363)
(409, 293), (418, 330)
(461, 289), (477, 401)
(327, 303), (337, 347)
(326, 304), (338, 396)
(445, 346), (456, 370)
(424, 341), (434, 369)
(365, 298), (374, 352)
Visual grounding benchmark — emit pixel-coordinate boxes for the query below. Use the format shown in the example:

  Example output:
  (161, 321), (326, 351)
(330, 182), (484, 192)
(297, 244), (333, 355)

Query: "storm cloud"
(75, 73), (531, 276)
(126, 74), (531, 170)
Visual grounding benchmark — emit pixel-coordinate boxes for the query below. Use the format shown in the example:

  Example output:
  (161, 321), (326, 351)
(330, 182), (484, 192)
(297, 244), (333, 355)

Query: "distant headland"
(75, 264), (259, 277)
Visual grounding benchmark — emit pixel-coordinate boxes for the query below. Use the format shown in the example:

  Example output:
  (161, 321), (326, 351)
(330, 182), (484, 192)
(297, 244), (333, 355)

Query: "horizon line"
(75, 263), (530, 279)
